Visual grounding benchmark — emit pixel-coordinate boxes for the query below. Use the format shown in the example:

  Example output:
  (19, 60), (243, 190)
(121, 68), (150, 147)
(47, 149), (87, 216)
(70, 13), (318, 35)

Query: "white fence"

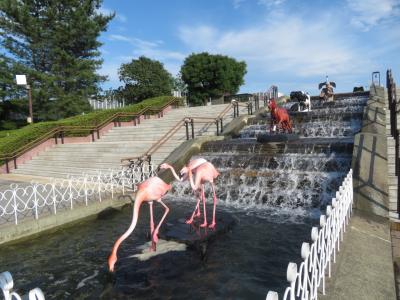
(89, 98), (125, 110)
(267, 169), (353, 300)
(0, 271), (44, 300)
(0, 164), (157, 225)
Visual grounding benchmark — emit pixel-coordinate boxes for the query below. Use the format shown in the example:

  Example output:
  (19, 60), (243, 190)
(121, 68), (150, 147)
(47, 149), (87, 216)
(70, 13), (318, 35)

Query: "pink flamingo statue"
(160, 158), (208, 224)
(187, 161), (220, 229)
(108, 176), (171, 272)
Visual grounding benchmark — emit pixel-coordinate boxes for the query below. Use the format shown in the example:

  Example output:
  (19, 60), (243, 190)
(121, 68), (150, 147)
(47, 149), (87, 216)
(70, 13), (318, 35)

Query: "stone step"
(14, 164), (119, 174)
(26, 160), (119, 168)
(47, 146), (155, 153)
(32, 155), (123, 163)
(12, 168), (112, 178)
(10, 103), (243, 178)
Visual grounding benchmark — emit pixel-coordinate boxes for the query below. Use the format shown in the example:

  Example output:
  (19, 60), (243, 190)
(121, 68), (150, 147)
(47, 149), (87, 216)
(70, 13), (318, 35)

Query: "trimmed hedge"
(0, 96), (181, 161)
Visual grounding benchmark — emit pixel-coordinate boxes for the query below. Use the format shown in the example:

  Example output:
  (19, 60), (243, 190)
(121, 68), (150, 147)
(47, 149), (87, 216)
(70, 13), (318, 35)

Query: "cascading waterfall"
(169, 153), (350, 216)
(167, 94), (367, 220)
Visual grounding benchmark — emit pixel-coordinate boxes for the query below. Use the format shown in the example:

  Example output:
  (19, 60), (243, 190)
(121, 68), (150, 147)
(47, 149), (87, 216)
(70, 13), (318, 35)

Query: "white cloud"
(178, 15), (368, 78)
(99, 62), (121, 85)
(102, 34), (187, 83)
(98, 6), (127, 23)
(258, 0), (286, 7)
(108, 34), (160, 48)
(347, 0), (400, 31)
(233, 0), (246, 9)
(116, 14), (127, 23)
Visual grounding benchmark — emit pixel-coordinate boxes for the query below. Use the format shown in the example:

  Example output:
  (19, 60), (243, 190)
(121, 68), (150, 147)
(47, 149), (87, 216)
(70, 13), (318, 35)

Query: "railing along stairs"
(120, 102), (245, 168)
(0, 98), (180, 173)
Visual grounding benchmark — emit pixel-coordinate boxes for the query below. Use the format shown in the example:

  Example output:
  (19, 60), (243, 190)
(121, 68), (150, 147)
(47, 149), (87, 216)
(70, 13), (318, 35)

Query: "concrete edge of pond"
(319, 209), (396, 300)
(0, 195), (132, 246)
(351, 85), (390, 218)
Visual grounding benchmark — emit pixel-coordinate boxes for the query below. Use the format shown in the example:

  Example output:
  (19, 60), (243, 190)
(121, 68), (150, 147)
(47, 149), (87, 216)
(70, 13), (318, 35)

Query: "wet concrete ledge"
(352, 85), (390, 218)
(320, 209), (396, 300)
(0, 195), (132, 246)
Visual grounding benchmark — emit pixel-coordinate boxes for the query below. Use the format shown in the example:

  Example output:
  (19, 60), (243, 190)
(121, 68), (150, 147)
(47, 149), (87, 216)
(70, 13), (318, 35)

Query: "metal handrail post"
(220, 118), (223, 133)
(215, 119), (219, 135)
(191, 118), (194, 139)
(185, 119), (189, 140)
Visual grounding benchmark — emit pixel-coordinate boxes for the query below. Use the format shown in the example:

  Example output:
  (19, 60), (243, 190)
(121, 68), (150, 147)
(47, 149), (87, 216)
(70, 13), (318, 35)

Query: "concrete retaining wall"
(352, 85), (391, 218)
(0, 195), (132, 245)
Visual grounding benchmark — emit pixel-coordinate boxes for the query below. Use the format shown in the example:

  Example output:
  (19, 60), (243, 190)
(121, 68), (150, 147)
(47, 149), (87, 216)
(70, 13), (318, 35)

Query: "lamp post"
(16, 75), (33, 123)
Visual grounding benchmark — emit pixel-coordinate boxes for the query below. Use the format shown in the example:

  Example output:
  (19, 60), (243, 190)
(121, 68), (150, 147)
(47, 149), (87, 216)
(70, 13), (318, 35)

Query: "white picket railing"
(0, 164), (157, 225)
(266, 169), (353, 300)
(0, 271), (45, 300)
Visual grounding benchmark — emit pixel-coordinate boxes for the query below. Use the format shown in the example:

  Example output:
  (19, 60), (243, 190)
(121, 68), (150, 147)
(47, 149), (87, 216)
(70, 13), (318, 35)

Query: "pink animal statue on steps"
(108, 176), (171, 272)
(268, 99), (293, 133)
(160, 158), (220, 229)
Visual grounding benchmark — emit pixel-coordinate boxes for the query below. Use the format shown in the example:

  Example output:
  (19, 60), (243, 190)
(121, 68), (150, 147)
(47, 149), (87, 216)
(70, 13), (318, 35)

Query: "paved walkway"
(320, 209), (396, 300)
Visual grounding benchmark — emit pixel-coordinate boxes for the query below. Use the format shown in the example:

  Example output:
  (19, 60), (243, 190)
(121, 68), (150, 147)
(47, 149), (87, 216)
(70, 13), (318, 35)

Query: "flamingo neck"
(111, 193), (144, 256)
(168, 165), (182, 182)
(188, 168), (197, 190)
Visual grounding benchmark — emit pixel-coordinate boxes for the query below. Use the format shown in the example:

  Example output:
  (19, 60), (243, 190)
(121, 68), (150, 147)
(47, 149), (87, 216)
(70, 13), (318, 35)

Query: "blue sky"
(98, 0), (400, 96)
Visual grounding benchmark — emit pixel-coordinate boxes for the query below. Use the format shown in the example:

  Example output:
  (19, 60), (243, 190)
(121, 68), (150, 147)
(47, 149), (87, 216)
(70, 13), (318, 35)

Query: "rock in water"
(160, 211), (236, 258)
(129, 239), (186, 261)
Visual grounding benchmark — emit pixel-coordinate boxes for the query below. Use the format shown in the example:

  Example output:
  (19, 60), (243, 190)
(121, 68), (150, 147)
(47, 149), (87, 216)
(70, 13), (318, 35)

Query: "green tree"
(0, 0), (113, 121)
(118, 56), (173, 104)
(180, 52), (247, 106)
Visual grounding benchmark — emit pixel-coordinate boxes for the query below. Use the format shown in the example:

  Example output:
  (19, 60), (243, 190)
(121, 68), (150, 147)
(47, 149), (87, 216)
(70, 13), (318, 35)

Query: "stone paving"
(391, 223), (400, 299)
(320, 209), (396, 300)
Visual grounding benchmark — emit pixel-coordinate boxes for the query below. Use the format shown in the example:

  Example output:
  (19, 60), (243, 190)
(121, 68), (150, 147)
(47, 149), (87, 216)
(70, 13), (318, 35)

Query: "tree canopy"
(117, 56), (173, 104)
(0, 0), (113, 121)
(180, 52), (247, 106)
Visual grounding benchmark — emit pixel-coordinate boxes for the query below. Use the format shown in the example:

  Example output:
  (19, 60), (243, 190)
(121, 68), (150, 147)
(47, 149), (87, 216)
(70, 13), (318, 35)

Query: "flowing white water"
(240, 119), (361, 138)
(168, 153), (350, 221)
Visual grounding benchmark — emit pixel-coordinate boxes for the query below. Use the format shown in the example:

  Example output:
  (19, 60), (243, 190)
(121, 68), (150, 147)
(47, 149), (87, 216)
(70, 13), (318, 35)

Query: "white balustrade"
(0, 164), (157, 225)
(266, 169), (353, 300)
(0, 271), (45, 300)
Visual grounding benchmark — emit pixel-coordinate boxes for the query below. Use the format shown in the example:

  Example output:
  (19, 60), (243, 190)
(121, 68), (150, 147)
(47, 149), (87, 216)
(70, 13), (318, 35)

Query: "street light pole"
(16, 74), (33, 123)
(26, 84), (33, 123)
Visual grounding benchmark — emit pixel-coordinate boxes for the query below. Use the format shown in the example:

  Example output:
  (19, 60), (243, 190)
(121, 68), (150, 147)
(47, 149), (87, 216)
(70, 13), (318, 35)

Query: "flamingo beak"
(108, 255), (117, 273)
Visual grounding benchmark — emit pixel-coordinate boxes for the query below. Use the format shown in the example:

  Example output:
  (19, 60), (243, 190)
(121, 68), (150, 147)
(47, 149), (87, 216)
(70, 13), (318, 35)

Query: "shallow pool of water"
(0, 201), (316, 299)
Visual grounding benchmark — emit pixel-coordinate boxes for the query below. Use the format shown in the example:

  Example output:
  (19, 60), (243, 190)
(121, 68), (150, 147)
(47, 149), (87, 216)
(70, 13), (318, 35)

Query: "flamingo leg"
(186, 192), (201, 224)
(194, 190), (201, 218)
(208, 183), (218, 229)
(148, 201), (156, 251)
(200, 185), (208, 227)
(152, 198), (170, 249)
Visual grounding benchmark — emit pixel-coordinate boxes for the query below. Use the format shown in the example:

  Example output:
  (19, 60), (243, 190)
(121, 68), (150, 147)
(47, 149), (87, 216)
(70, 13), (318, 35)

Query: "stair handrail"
(0, 98), (180, 171)
(121, 102), (250, 166)
(146, 118), (189, 157)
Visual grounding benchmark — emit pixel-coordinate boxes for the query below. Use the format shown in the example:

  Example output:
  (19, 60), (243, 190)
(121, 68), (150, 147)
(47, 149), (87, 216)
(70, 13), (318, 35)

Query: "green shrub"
(0, 96), (181, 162)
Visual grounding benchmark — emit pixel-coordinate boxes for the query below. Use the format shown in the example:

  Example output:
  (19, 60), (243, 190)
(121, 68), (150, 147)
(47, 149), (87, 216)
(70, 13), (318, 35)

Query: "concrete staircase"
(12, 104), (247, 178)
